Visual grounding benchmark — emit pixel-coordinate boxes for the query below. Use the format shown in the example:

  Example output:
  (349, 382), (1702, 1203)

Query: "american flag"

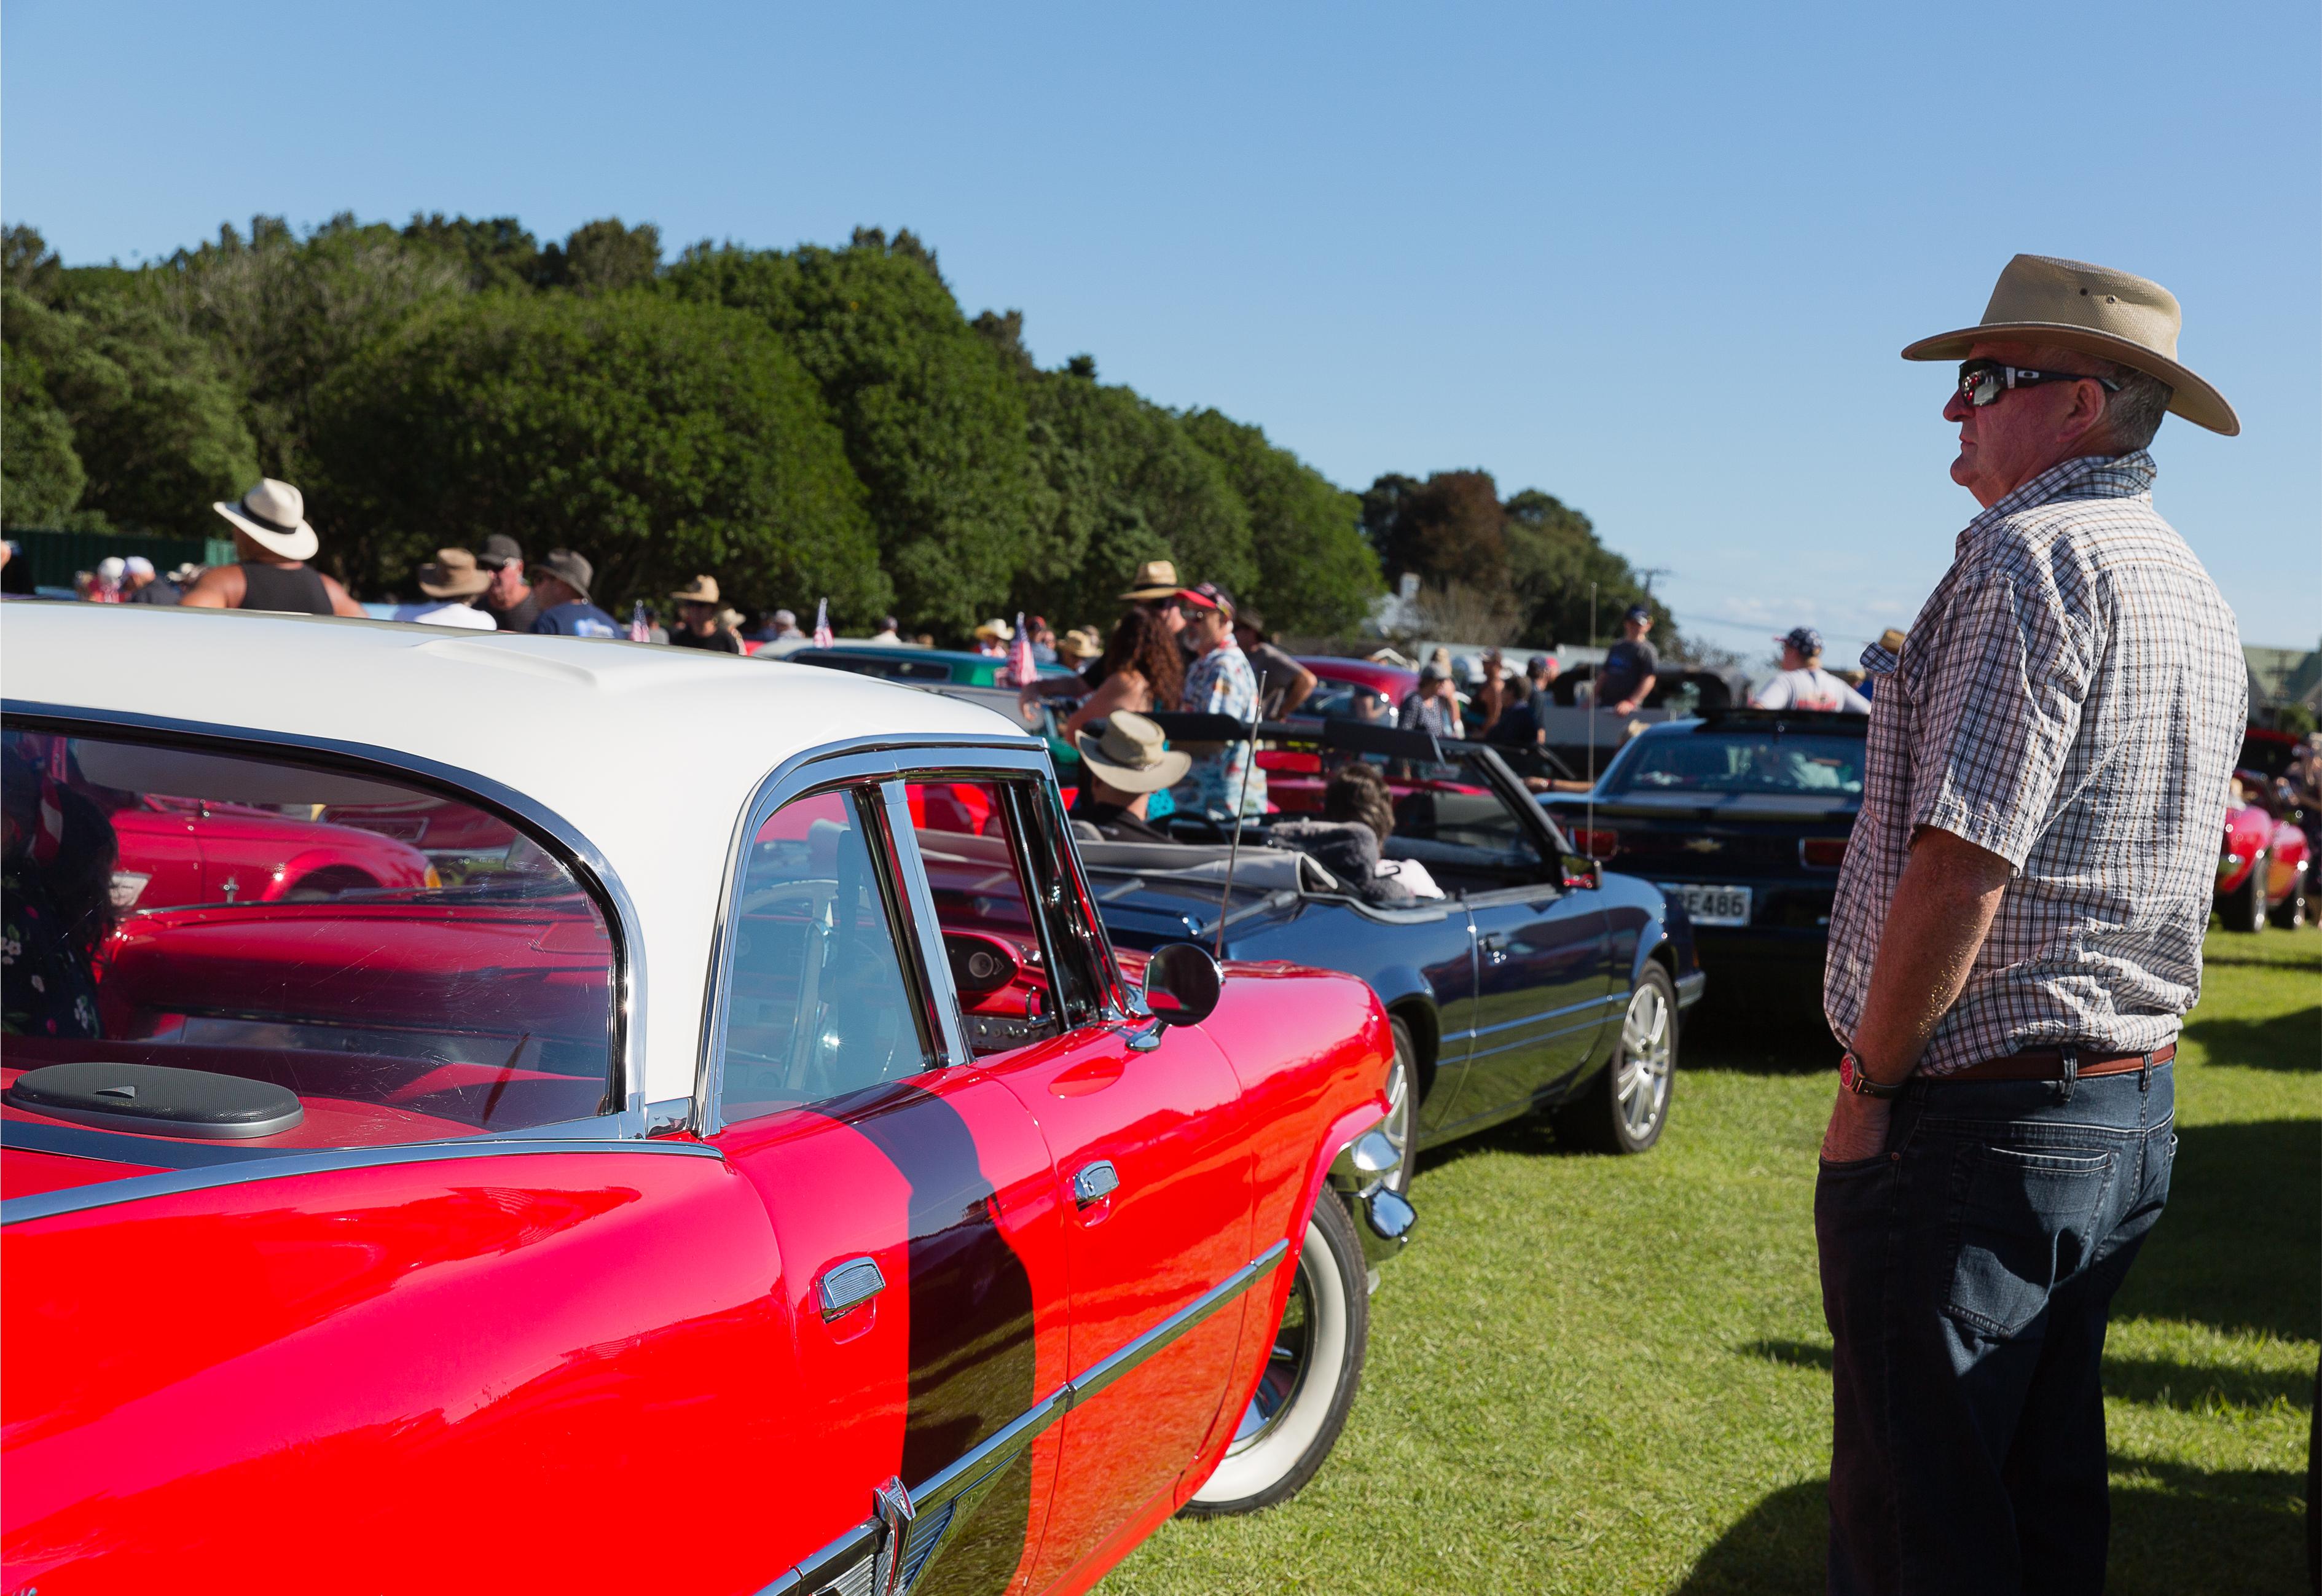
(628, 601), (652, 643)
(812, 598), (834, 650)
(1003, 610), (1036, 687)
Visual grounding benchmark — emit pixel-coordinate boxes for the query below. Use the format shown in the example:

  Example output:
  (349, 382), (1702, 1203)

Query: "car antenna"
(1587, 581), (1598, 861)
(1213, 670), (1266, 961)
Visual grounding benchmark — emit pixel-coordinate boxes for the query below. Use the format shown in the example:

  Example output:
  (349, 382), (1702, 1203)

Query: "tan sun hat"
(671, 574), (721, 605)
(974, 616), (1014, 641)
(213, 479), (319, 561)
(1063, 625), (1106, 658)
(1076, 711), (1193, 794)
(1118, 558), (1180, 601)
(1901, 254), (2238, 436)
(417, 547), (492, 600)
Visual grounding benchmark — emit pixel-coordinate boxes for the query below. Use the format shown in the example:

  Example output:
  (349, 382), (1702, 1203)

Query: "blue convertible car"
(1080, 719), (1704, 1194)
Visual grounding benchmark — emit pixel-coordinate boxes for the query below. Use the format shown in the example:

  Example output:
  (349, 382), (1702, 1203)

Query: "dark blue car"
(1081, 720), (1704, 1194)
(1539, 708), (1867, 1010)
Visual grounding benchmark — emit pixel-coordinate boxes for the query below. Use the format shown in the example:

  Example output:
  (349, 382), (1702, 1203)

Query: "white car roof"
(1, 603), (1032, 1105)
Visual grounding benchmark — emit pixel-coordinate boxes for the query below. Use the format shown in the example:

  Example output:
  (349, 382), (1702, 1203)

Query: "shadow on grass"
(1741, 1339), (2310, 1414)
(2184, 1004), (2322, 1071)
(1673, 1458), (2307, 1596)
(2115, 1119), (2322, 1342)
(1682, 997), (1842, 1076)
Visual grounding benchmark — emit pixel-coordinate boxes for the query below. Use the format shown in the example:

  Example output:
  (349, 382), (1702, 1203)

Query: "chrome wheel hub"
(1229, 1262), (1314, 1454)
(1614, 982), (1673, 1140)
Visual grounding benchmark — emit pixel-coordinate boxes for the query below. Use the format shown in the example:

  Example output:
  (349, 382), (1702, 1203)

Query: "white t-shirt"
(393, 601), (497, 631)
(1751, 667), (1869, 714)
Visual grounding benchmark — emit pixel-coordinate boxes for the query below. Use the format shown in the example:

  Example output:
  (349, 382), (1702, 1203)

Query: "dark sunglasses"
(1956, 358), (2121, 409)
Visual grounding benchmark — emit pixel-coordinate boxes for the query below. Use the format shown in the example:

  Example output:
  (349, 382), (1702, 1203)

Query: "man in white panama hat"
(1815, 256), (2246, 1594)
(181, 479), (366, 617)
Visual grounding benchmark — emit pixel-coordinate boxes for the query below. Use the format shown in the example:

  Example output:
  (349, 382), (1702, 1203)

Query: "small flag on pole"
(629, 601), (653, 643)
(812, 598), (834, 650)
(1004, 611), (1036, 687)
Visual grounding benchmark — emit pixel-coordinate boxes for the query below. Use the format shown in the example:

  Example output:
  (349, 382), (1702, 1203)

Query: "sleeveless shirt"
(235, 561), (333, 616)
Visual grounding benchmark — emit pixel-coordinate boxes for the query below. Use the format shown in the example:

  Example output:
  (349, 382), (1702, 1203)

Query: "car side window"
(717, 787), (932, 1122)
(903, 777), (1105, 1055)
(1387, 775), (1544, 891)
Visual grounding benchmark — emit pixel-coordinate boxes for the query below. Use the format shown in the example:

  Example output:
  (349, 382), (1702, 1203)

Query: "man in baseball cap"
(474, 534), (541, 633)
(1750, 625), (1868, 713)
(1593, 603), (1659, 714)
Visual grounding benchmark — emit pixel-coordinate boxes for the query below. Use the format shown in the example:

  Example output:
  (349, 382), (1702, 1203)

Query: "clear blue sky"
(7, 0), (2316, 657)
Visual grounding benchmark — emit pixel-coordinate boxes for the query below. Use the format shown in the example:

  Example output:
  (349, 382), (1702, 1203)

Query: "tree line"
(1, 213), (1674, 648)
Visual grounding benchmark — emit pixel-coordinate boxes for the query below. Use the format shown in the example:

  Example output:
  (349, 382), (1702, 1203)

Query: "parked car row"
(4, 611), (2291, 1592)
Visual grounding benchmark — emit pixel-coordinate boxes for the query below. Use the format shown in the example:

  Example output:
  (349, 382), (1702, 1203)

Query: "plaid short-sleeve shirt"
(1824, 451), (2246, 1074)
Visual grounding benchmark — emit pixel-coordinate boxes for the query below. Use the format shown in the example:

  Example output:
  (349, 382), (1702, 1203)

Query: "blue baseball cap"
(1778, 625), (1824, 655)
(1624, 604), (1653, 624)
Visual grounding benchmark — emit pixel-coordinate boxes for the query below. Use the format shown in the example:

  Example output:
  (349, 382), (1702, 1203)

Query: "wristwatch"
(1838, 1050), (1906, 1099)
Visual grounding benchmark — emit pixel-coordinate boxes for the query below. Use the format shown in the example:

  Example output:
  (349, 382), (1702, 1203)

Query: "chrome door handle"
(1072, 1160), (1121, 1208)
(817, 1256), (887, 1320)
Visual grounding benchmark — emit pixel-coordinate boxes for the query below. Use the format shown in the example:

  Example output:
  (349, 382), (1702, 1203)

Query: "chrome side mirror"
(1142, 942), (1223, 1028)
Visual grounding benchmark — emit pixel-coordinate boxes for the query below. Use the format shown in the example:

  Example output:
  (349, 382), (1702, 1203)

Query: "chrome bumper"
(1327, 1126), (1417, 1269)
(1676, 969), (1708, 1009)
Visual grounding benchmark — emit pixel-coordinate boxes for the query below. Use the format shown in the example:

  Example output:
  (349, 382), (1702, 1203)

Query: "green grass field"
(1099, 925), (2321, 1595)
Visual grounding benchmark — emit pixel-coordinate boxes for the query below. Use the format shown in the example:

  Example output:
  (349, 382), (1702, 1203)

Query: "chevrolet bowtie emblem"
(1682, 837), (1723, 853)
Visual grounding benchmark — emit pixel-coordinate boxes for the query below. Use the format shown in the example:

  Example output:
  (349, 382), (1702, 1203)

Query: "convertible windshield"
(1, 724), (616, 1149)
(1610, 732), (1866, 796)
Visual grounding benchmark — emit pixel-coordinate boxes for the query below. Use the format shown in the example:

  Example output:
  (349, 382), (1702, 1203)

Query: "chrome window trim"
(0, 1133), (723, 1227)
(694, 733), (1047, 1135)
(777, 1237), (1288, 1596)
(880, 781), (971, 1069)
(1, 700), (649, 1141)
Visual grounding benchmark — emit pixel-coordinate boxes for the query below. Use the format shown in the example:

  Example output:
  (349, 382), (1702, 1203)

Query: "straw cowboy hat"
(1062, 625), (1106, 658)
(417, 547), (492, 600)
(213, 479), (319, 561)
(1902, 254), (2238, 436)
(670, 574), (721, 605)
(1118, 558), (1180, 601)
(974, 617), (1015, 641)
(1076, 711), (1191, 794)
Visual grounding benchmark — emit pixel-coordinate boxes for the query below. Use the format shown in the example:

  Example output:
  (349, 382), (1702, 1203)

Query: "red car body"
(2216, 770), (2311, 928)
(109, 797), (436, 911)
(2, 606), (1408, 1596)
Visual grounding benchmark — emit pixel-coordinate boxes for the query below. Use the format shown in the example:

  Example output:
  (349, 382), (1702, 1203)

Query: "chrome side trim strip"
(1, 1134), (723, 1227)
(882, 781), (972, 1069)
(1064, 1239), (1289, 1408)
(775, 1236), (1290, 1595)
(1, 701), (650, 1137)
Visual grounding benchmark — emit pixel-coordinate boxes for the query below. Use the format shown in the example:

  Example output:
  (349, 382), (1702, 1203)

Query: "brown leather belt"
(1940, 1044), (2175, 1084)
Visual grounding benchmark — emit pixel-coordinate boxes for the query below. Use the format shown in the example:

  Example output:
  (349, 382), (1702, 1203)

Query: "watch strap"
(1841, 1050), (1906, 1099)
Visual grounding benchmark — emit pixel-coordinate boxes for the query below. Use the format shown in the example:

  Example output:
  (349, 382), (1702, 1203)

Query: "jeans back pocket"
(1944, 1143), (2115, 1339)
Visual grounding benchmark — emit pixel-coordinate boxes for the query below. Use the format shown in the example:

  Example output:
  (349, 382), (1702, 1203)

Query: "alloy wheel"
(1614, 980), (1674, 1143)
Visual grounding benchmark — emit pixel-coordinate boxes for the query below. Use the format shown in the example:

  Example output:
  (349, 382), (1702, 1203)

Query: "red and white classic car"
(1, 604), (1413, 1595)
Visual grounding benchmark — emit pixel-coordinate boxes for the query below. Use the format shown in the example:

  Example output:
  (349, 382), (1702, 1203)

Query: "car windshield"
(1, 724), (618, 1150)
(1610, 732), (1867, 796)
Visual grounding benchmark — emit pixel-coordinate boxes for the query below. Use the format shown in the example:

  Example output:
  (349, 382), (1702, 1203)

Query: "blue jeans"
(1814, 1062), (2176, 1595)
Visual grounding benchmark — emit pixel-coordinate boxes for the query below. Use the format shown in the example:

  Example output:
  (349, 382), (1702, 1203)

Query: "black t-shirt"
(1596, 638), (1659, 705)
(485, 591), (543, 633)
(669, 627), (742, 654)
(1076, 800), (1169, 843)
(1486, 699), (1540, 746)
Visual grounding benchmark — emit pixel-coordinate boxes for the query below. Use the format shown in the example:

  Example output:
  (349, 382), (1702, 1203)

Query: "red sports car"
(2218, 769), (2311, 931)
(2, 603), (1413, 1595)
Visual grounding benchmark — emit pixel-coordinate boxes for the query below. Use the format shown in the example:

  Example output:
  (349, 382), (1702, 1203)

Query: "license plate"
(1661, 882), (1751, 926)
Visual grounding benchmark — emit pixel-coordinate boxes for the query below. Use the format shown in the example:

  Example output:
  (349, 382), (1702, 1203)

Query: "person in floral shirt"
(1173, 583), (1268, 821)
(2, 746), (114, 1040)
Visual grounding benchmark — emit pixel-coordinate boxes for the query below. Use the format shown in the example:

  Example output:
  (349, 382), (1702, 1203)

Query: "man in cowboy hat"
(972, 617), (1014, 659)
(1070, 711), (1190, 843)
(390, 548), (498, 630)
(181, 479), (366, 616)
(667, 575), (741, 653)
(1816, 256), (2245, 1594)
(525, 549), (621, 638)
